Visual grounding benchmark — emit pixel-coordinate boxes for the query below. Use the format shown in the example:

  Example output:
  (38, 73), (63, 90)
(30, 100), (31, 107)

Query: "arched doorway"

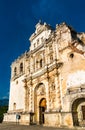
(39, 98), (46, 125)
(72, 98), (85, 126)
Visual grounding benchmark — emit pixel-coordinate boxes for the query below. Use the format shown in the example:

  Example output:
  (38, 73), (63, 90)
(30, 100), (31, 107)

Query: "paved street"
(0, 124), (85, 130)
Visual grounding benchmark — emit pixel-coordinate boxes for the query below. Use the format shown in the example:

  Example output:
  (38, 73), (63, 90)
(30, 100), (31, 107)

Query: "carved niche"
(49, 78), (56, 92)
(36, 83), (45, 96)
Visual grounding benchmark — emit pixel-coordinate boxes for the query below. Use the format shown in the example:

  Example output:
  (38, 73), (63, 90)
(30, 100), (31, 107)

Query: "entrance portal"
(39, 98), (46, 124)
(72, 98), (85, 126)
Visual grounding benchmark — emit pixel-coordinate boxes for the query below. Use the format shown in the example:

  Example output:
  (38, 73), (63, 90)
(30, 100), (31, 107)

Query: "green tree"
(0, 106), (8, 123)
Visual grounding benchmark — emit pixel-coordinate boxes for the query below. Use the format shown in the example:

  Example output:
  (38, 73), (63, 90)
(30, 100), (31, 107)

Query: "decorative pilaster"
(23, 79), (29, 112)
(53, 33), (62, 111)
(29, 74), (33, 112)
(52, 34), (56, 61)
(30, 53), (34, 73)
(44, 43), (49, 65)
(53, 34), (59, 60)
(45, 66), (50, 112)
(55, 61), (62, 111)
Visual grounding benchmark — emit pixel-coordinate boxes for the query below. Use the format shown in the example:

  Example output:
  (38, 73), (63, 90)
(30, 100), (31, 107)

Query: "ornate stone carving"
(37, 84), (45, 96)
(49, 82), (55, 91)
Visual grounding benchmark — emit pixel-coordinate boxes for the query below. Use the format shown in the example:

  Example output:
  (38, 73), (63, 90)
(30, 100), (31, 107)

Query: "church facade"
(4, 21), (85, 128)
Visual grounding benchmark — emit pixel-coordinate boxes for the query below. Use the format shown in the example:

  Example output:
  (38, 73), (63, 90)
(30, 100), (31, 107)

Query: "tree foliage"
(0, 106), (8, 123)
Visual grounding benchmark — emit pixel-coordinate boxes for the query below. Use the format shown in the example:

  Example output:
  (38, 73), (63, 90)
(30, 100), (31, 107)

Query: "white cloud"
(2, 96), (8, 99)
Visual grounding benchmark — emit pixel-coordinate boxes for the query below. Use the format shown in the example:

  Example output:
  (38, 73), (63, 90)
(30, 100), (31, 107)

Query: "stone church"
(4, 21), (85, 128)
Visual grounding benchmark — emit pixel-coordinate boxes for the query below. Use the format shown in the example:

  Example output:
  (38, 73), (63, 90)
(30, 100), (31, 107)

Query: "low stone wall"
(44, 112), (61, 127)
(44, 112), (73, 128)
(60, 112), (73, 127)
(20, 113), (30, 125)
(3, 113), (30, 125)
(4, 112), (73, 128)
(3, 113), (16, 123)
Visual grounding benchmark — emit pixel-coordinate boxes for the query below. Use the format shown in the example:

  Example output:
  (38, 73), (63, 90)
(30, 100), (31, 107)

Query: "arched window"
(14, 67), (17, 76)
(20, 63), (23, 73)
(40, 59), (43, 68)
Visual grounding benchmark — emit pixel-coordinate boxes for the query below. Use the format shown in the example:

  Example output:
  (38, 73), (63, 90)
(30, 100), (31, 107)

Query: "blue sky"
(0, 0), (85, 99)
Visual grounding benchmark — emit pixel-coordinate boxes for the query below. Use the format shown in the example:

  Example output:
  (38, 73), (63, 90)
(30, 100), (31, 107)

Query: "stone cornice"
(11, 60), (63, 82)
(25, 61), (63, 81)
(67, 85), (85, 95)
(11, 72), (25, 81)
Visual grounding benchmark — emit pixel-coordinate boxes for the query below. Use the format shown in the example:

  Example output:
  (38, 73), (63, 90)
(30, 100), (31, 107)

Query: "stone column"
(44, 43), (50, 112)
(44, 43), (49, 65)
(29, 75), (33, 113)
(45, 67), (50, 112)
(55, 68), (61, 111)
(59, 73), (63, 109)
(27, 76), (34, 124)
(53, 37), (59, 60)
(30, 54), (33, 73)
(24, 79), (29, 112)
(45, 80), (50, 112)
(33, 56), (35, 72)
(53, 34), (61, 111)
(52, 37), (56, 61)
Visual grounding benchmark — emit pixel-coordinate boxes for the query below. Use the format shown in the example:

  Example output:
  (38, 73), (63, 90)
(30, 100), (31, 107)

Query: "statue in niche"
(37, 84), (45, 95)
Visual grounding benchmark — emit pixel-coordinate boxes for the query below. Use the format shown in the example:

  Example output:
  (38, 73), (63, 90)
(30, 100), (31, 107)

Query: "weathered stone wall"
(3, 113), (16, 122)
(44, 113), (61, 127)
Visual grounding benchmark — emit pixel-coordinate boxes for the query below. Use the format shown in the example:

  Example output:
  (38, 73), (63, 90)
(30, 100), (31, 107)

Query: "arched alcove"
(72, 98), (85, 126)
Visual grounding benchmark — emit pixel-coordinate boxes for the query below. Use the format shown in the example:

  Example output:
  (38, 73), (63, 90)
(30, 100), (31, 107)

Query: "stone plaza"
(0, 124), (85, 130)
